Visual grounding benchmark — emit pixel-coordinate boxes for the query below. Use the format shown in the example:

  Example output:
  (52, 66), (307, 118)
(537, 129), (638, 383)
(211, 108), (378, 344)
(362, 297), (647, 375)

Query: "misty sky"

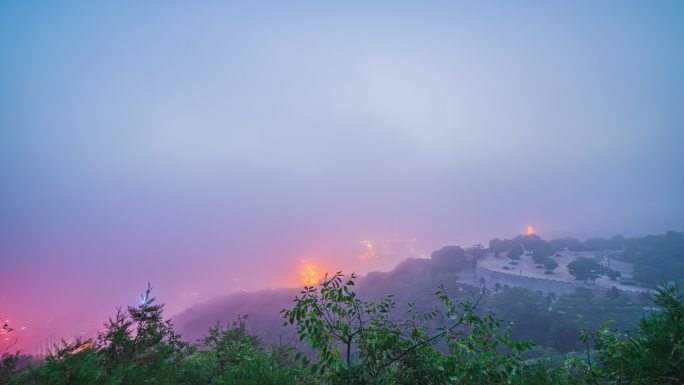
(1, 1), (683, 352)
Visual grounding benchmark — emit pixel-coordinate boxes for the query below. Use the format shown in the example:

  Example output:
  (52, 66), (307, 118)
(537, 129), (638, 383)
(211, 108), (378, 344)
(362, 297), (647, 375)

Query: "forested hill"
(2, 231), (682, 384)
(174, 230), (683, 353)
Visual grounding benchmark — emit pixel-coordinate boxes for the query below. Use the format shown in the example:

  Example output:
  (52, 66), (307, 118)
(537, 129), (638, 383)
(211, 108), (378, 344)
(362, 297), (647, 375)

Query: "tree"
(282, 272), (396, 379)
(549, 237), (583, 252)
(583, 236), (623, 251)
(484, 287), (551, 345)
(282, 272), (532, 384)
(465, 243), (487, 259)
(25, 284), (190, 385)
(0, 318), (15, 353)
(517, 234), (544, 250)
(507, 244), (524, 260)
(430, 246), (473, 275)
(488, 238), (510, 253)
(567, 257), (606, 283)
(619, 231), (684, 287)
(0, 317), (20, 383)
(589, 284), (684, 384)
(18, 284), (300, 385)
(606, 269), (621, 281)
(543, 258), (558, 272)
(184, 316), (301, 385)
(531, 243), (555, 264)
(606, 286), (620, 299)
(95, 284), (187, 384)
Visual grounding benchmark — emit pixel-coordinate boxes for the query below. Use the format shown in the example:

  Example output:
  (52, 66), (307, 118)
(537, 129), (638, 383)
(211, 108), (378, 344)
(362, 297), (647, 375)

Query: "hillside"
(3, 231), (682, 384)
(174, 231), (683, 352)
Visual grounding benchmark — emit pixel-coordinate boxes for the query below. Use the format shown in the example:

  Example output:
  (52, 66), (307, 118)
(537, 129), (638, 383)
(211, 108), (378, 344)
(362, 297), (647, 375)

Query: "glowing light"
(300, 261), (326, 286)
(527, 226), (535, 235)
(70, 340), (93, 355)
(358, 240), (377, 260)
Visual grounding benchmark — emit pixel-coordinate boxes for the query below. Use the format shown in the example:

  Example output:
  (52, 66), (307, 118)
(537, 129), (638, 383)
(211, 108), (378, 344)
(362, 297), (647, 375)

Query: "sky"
(1, 1), (683, 352)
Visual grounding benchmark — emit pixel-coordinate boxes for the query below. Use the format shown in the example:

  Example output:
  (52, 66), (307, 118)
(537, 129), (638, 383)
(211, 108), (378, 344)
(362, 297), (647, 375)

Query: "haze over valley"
(1, 2), (683, 384)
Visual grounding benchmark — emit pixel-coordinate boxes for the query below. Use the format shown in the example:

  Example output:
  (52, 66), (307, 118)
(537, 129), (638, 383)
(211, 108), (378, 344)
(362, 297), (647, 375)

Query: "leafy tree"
(466, 243), (487, 259)
(26, 339), (101, 385)
(616, 231), (684, 287)
(531, 243), (555, 264)
(589, 284), (684, 384)
(485, 287), (551, 346)
(606, 269), (621, 281)
(516, 234), (545, 251)
(181, 316), (301, 385)
(430, 246), (473, 275)
(508, 235), (556, 264)
(94, 284), (188, 384)
(543, 258), (559, 272)
(606, 286), (620, 299)
(548, 288), (646, 353)
(549, 237), (583, 252)
(16, 285), (300, 385)
(583, 236), (623, 251)
(283, 272), (414, 382)
(567, 257), (606, 283)
(438, 300), (532, 385)
(283, 272), (535, 384)
(0, 318), (20, 384)
(508, 244), (524, 260)
(21, 285), (190, 385)
(488, 238), (511, 254)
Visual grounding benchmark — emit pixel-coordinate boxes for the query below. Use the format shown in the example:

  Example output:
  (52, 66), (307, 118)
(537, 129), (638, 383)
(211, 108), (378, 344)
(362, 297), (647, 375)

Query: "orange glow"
(527, 226), (535, 235)
(70, 340), (93, 355)
(358, 239), (377, 260)
(300, 260), (326, 286)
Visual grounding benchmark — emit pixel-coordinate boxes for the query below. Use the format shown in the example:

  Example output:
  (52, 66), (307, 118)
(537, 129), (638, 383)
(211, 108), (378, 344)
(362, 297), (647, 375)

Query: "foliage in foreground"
(1, 279), (682, 385)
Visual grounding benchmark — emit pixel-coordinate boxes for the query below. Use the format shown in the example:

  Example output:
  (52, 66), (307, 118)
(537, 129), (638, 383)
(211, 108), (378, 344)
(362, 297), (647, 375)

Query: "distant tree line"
(489, 234), (561, 274)
(611, 231), (684, 288)
(487, 231), (684, 286)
